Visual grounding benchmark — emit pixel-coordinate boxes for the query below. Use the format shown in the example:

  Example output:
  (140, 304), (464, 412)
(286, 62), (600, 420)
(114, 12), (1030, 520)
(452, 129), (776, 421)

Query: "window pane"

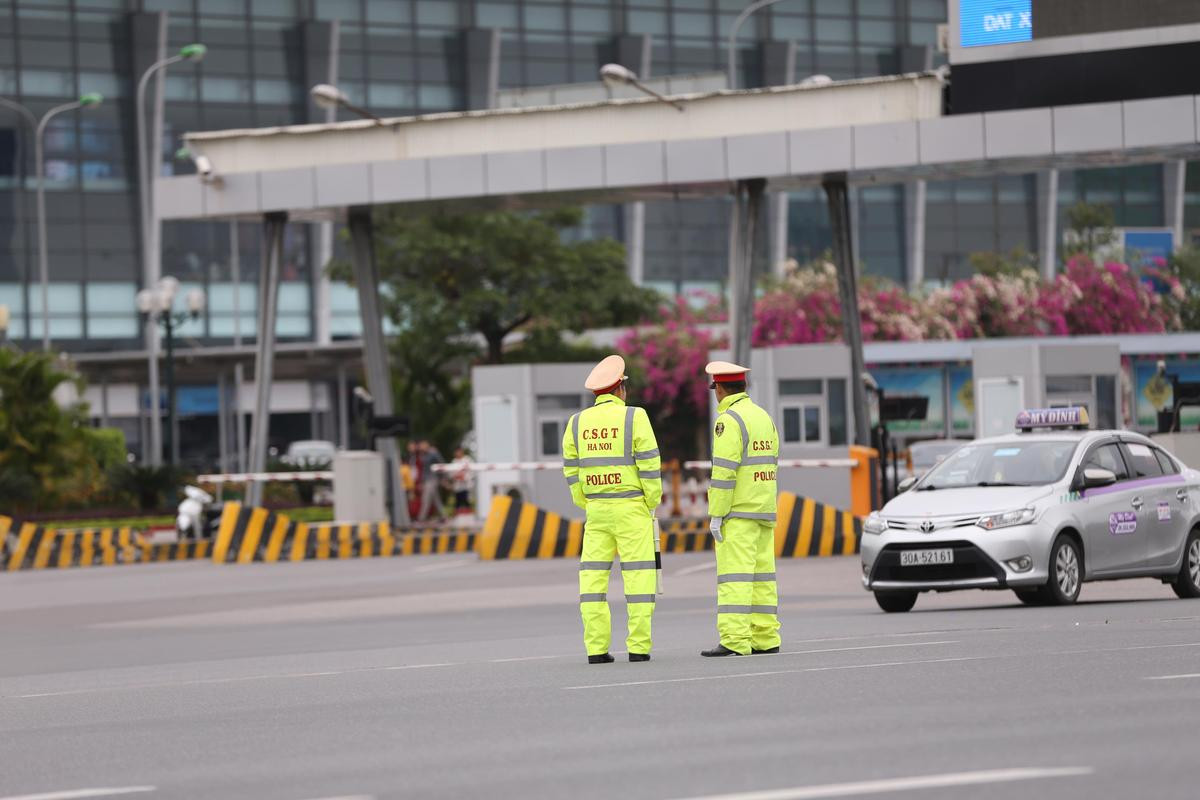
(672, 11), (710, 37)
(536, 394), (583, 411)
(804, 406), (821, 441)
(783, 407), (801, 443)
(779, 379), (823, 396)
(366, 0), (410, 24)
(828, 378), (847, 446)
(1046, 375), (1092, 395)
(1084, 444), (1128, 481)
(525, 4), (565, 30)
(416, 0), (457, 26)
(315, 0), (361, 21)
(1096, 374), (1116, 430)
(571, 7), (610, 32)
(628, 10), (667, 34)
(541, 420), (560, 456)
(21, 68), (74, 96)
(202, 76), (252, 102)
(477, 3), (518, 27)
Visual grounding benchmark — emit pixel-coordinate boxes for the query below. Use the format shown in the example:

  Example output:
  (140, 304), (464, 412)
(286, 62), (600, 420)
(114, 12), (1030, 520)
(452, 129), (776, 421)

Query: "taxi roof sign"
(1016, 407), (1090, 432)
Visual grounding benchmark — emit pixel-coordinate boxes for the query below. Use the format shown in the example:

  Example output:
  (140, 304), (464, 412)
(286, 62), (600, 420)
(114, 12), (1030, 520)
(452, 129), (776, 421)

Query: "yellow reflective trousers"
(578, 505), (657, 656)
(714, 518), (780, 654)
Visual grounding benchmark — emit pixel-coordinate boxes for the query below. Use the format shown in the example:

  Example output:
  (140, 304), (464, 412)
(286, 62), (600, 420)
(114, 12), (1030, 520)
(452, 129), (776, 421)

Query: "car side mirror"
(1081, 467), (1117, 488)
(897, 476), (918, 493)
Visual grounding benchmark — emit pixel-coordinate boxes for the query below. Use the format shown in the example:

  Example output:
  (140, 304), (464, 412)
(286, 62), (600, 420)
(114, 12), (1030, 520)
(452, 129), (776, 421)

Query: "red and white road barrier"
(429, 462), (565, 472)
(197, 471), (334, 483)
(683, 458), (858, 470)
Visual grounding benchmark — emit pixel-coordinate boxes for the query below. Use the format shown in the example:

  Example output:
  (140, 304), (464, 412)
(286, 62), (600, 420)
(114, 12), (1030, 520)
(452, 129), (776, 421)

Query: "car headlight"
(863, 513), (887, 535)
(976, 508), (1036, 530)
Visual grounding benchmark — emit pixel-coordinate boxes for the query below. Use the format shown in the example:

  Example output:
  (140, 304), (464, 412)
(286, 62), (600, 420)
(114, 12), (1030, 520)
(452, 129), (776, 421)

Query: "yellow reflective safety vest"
(707, 392), (779, 521)
(562, 394), (662, 514)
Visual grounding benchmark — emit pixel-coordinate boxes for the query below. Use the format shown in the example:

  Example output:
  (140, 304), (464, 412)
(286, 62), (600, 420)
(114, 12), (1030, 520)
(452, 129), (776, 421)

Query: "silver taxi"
(861, 407), (1200, 612)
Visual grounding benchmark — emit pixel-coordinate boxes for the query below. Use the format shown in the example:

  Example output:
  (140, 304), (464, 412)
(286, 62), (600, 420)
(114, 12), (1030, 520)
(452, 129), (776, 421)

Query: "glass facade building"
(1, 0), (1198, 353)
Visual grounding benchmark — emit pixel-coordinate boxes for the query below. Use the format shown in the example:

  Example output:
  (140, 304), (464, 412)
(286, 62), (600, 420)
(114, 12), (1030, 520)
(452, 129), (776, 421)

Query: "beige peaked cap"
(585, 354), (627, 391)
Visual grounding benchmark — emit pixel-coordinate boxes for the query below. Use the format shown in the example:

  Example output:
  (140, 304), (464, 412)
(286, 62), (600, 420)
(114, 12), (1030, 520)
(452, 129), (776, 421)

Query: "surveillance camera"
(193, 154), (214, 182)
(1157, 360), (1167, 377)
(861, 372), (879, 392)
(353, 386), (374, 404)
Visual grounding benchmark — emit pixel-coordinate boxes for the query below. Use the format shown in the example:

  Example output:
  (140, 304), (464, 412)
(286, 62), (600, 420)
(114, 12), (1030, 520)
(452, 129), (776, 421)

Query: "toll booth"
(471, 362), (591, 520)
(971, 341), (1120, 438)
(708, 344), (856, 510)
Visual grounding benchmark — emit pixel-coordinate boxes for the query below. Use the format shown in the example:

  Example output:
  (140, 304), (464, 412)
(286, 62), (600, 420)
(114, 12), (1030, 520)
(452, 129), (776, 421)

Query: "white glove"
(709, 516), (724, 543)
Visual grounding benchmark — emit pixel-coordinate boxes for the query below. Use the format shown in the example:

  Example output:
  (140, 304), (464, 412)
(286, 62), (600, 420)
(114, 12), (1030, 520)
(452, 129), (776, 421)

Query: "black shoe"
(628, 653), (651, 662)
(588, 653), (615, 664)
(752, 646), (781, 654)
(700, 644), (744, 657)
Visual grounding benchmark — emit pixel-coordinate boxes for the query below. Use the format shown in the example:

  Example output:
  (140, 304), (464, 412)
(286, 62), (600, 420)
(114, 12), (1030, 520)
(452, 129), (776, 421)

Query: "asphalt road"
(3, 553), (1200, 800)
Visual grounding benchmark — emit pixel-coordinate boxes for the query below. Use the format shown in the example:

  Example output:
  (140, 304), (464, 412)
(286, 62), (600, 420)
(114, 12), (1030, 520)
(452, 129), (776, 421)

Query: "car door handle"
(1178, 489), (1188, 502)
(1130, 497), (1143, 510)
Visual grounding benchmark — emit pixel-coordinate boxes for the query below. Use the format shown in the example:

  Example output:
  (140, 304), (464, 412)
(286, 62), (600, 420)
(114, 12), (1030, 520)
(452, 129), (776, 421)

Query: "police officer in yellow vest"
(701, 360), (782, 657)
(562, 355), (663, 664)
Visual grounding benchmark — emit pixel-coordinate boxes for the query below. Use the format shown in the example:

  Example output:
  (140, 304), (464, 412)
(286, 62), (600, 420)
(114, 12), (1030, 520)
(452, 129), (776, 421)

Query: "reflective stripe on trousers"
(713, 517), (780, 655)
(578, 510), (656, 657)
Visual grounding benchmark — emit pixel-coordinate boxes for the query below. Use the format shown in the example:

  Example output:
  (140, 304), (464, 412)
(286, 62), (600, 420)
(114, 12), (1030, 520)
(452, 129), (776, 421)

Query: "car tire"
(1170, 528), (1200, 599)
(1038, 534), (1082, 606)
(874, 590), (918, 613)
(1014, 589), (1045, 606)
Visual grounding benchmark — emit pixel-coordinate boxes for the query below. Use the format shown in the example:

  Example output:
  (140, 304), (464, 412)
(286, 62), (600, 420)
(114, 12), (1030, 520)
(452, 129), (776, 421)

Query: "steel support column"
(246, 211), (286, 508)
(728, 178), (765, 369)
(1164, 160), (1186, 251)
(348, 206), (409, 527)
(823, 175), (870, 448)
(1037, 169), (1059, 280)
(904, 180), (926, 291)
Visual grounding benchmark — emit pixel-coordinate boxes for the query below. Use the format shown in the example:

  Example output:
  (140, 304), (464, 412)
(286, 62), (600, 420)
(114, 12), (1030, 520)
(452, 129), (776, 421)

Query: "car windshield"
(916, 439), (1078, 489)
(910, 441), (964, 468)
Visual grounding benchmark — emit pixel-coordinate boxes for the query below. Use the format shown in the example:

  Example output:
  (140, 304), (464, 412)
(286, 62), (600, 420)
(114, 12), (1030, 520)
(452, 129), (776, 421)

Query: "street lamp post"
(726, 0), (792, 90)
(598, 64), (685, 111)
(309, 83), (385, 124)
(136, 42), (206, 467)
(0, 303), (9, 346)
(0, 93), (103, 352)
(137, 278), (205, 468)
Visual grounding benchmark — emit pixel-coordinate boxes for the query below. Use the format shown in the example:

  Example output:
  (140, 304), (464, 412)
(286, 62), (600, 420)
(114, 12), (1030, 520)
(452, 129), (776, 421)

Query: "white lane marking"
(6, 663), (459, 699)
(673, 560), (717, 577)
(1145, 673), (1200, 681)
(564, 656), (981, 690)
(412, 559), (473, 574)
(774, 641), (957, 657)
(0, 788), (156, 800)
(665, 767), (1093, 800)
(1057, 642), (1200, 655)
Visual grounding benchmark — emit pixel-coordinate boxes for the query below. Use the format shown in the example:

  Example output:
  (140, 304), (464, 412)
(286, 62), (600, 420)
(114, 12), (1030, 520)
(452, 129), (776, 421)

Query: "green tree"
(363, 206), (658, 364)
(0, 348), (102, 512)
(1063, 201), (1116, 258)
(1168, 246), (1200, 330)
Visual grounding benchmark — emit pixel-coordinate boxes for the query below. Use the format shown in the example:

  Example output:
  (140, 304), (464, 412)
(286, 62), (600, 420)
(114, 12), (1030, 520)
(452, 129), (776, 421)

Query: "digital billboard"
(959, 0), (1032, 48)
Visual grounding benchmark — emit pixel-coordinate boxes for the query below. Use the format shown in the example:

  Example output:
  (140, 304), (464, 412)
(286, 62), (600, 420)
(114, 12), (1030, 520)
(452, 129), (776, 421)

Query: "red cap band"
(594, 380), (623, 395)
(713, 373), (746, 383)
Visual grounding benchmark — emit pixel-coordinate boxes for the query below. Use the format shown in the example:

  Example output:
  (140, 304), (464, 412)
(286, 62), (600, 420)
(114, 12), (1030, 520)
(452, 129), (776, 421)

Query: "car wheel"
(1171, 528), (1200, 599)
(874, 590), (918, 613)
(1014, 589), (1045, 606)
(1038, 534), (1082, 606)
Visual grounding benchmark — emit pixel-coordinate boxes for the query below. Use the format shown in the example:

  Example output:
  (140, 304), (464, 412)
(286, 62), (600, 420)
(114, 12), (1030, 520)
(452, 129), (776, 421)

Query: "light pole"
(136, 42), (206, 467)
(0, 93), (103, 352)
(137, 277), (206, 468)
(0, 303), (9, 347)
(309, 83), (385, 124)
(726, 0), (792, 90)
(598, 64), (685, 111)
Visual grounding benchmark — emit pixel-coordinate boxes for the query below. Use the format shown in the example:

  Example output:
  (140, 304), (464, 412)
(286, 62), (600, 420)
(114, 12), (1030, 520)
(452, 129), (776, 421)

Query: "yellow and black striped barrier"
(478, 493), (861, 560)
(210, 503), (477, 564)
(1, 514), (208, 570)
(774, 492), (862, 557)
